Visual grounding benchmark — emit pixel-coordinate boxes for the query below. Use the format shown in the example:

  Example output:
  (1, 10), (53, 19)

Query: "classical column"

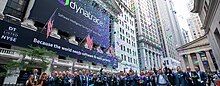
(146, 51), (150, 70)
(150, 52), (153, 69)
(196, 53), (205, 72)
(21, 0), (37, 31)
(156, 54), (159, 69)
(151, 52), (155, 68)
(180, 55), (186, 71)
(187, 54), (195, 71)
(0, 0), (8, 19)
(205, 51), (216, 72)
(153, 54), (156, 68)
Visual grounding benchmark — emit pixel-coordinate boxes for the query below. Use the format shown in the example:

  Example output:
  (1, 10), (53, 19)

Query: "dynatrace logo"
(58, 0), (70, 6)
(58, 0), (104, 26)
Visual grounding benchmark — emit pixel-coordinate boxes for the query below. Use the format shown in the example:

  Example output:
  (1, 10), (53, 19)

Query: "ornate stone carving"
(69, 35), (78, 45)
(21, 19), (37, 31)
(50, 28), (61, 39)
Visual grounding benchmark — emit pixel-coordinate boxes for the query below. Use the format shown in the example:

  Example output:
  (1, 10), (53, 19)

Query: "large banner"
(0, 20), (118, 67)
(29, 0), (110, 48)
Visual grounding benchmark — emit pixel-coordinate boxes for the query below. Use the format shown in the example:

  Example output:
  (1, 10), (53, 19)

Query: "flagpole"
(41, 8), (58, 32)
(78, 31), (93, 45)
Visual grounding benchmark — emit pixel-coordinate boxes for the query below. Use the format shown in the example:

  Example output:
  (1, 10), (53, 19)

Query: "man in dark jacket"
(193, 66), (207, 86)
(175, 66), (187, 86)
(185, 67), (194, 86)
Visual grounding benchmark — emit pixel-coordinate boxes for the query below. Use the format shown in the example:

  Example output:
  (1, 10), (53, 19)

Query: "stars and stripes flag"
(43, 8), (58, 38)
(85, 34), (93, 50)
(106, 45), (115, 57)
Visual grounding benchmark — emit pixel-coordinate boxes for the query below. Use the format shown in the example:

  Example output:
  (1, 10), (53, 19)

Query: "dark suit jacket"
(174, 72), (187, 86)
(185, 72), (194, 86)
(191, 71), (207, 86)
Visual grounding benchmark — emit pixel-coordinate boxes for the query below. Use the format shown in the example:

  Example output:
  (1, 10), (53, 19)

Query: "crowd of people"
(26, 66), (220, 86)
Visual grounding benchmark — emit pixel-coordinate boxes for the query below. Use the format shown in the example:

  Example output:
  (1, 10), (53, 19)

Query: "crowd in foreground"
(26, 66), (220, 86)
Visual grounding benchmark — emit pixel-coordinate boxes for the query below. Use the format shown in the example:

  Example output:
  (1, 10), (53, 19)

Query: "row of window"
(118, 4), (135, 26)
(120, 45), (137, 56)
(119, 20), (135, 34)
(119, 34), (136, 47)
(121, 54), (138, 64)
(119, 28), (136, 41)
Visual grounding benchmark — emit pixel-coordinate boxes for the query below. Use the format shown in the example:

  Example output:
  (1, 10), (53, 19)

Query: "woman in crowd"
(166, 69), (175, 86)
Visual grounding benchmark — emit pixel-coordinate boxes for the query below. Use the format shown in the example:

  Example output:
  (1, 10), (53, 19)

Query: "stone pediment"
(177, 35), (209, 50)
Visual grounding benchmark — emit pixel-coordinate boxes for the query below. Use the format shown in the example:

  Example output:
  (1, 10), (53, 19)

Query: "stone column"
(155, 54), (158, 68)
(0, 0), (8, 19)
(150, 52), (153, 69)
(180, 55), (186, 71)
(21, 0), (37, 31)
(146, 51), (150, 70)
(196, 53), (205, 72)
(205, 50), (216, 72)
(187, 54), (195, 71)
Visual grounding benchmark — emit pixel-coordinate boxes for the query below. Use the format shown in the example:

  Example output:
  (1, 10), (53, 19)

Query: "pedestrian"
(144, 71), (152, 86)
(166, 68), (175, 86)
(156, 69), (170, 86)
(193, 66), (207, 86)
(26, 75), (34, 86)
(38, 72), (48, 86)
(185, 66), (194, 86)
(138, 71), (146, 86)
(174, 66), (187, 86)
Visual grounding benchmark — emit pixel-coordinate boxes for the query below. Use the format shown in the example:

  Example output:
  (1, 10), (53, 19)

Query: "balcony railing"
(0, 48), (22, 59)
(53, 59), (73, 67)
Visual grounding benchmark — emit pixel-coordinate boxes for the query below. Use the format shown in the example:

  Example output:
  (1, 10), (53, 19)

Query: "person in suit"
(138, 71), (146, 86)
(144, 71), (152, 86)
(185, 66), (194, 86)
(194, 66), (207, 86)
(156, 69), (170, 86)
(47, 71), (58, 86)
(167, 68), (175, 86)
(118, 72), (127, 86)
(174, 66), (187, 86)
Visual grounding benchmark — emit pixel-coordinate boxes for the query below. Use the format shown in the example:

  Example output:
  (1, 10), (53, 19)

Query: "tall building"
(155, 0), (183, 60)
(187, 0), (205, 40)
(134, 0), (163, 71)
(191, 0), (220, 69)
(182, 28), (191, 43)
(112, 0), (139, 72)
(0, 0), (121, 84)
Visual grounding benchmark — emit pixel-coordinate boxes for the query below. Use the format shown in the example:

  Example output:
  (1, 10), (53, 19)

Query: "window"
(120, 45), (123, 50)
(120, 34), (122, 39)
(124, 55), (127, 61)
(127, 48), (129, 53)
(121, 54), (123, 60)
(4, 0), (29, 19)
(122, 36), (125, 41)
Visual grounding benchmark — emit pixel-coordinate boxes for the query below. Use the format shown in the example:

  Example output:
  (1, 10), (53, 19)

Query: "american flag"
(46, 19), (54, 38)
(85, 35), (93, 50)
(43, 8), (57, 38)
(106, 45), (115, 57)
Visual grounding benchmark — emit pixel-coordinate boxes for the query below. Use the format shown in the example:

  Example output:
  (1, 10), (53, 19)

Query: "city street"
(0, 0), (220, 86)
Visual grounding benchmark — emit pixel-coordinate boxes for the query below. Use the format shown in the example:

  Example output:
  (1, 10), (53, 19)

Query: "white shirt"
(158, 75), (167, 84)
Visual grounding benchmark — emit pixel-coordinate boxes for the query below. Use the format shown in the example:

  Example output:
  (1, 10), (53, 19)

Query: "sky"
(172, 0), (193, 41)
